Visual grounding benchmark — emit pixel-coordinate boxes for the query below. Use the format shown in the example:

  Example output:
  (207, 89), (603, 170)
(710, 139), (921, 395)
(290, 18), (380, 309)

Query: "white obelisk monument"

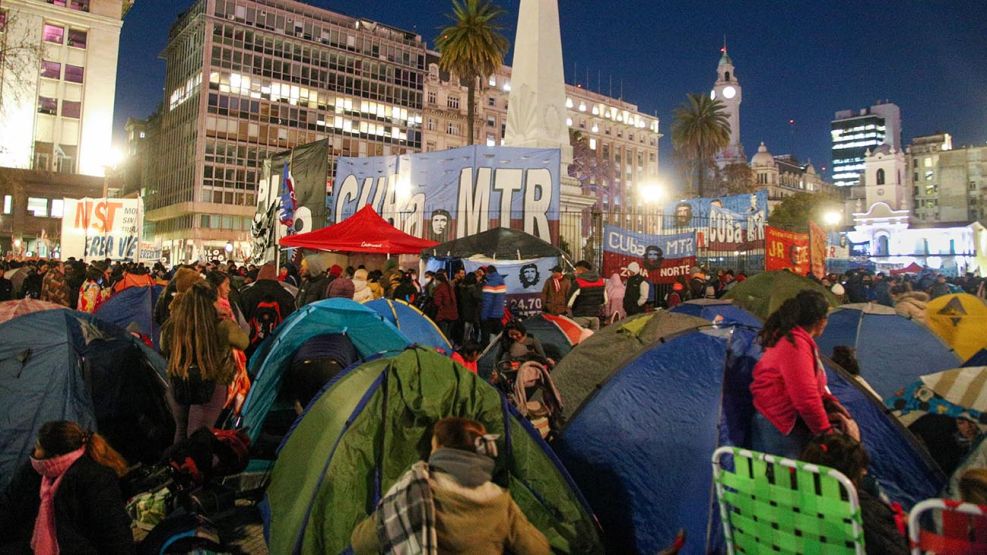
(504, 0), (595, 252)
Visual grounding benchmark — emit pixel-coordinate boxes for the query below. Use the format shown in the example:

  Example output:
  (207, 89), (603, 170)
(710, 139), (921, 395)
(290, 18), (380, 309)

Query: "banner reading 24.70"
(765, 226), (810, 275)
(61, 198), (143, 261)
(602, 225), (696, 284)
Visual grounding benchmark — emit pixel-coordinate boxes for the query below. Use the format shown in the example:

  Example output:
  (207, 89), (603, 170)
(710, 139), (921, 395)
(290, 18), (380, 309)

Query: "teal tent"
(363, 298), (452, 352)
(238, 298), (409, 445)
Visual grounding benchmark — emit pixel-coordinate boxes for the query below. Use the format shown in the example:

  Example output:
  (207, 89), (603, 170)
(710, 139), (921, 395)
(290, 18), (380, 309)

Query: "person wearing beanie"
(665, 281), (684, 308)
(623, 262), (650, 317)
(325, 265), (354, 299)
(350, 417), (550, 555)
(352, 268), (374, 303)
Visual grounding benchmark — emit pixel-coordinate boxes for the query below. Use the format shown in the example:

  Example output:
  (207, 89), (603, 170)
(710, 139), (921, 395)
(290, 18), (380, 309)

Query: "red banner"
(765, 226), (810, 275)
(808, 221), (827, 280)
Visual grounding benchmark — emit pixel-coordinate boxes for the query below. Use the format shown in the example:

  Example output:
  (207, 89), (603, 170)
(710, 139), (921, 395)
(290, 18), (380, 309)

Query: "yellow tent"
(925, 293), (987, 361)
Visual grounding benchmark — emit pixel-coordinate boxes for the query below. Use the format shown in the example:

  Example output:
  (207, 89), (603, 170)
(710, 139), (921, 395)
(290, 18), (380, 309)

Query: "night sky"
(114, 0), (987, 185)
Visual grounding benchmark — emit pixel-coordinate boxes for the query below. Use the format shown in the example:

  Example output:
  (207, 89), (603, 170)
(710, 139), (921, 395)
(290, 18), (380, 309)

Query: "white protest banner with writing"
(60, 198), (143, 261)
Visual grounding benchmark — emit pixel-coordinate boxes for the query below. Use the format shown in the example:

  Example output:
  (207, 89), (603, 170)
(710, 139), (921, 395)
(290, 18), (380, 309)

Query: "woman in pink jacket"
(750, 290), (859, 458)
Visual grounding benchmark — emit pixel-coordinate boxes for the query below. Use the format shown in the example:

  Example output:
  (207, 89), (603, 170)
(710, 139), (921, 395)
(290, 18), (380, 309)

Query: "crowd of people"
(2, 252), (986, 554)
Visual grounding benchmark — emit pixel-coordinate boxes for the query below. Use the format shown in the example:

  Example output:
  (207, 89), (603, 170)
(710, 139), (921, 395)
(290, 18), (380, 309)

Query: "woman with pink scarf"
(0, 421), (133, 554)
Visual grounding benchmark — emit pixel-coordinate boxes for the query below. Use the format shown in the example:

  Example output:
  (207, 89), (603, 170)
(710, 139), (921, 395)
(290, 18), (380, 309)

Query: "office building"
(908, 133), (987, 224)
(421, 52), (661, 212)
(830, 102), (901, 187)
(147, 0), (425, 261)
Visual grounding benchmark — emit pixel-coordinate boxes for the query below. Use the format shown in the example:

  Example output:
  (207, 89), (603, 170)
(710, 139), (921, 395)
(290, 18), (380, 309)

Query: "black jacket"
(456, 283), (482, 323)
(297, 274), (332, 308)
(569, 272), (605, 317)
(239, 279), (296, 323)
(0, 457), (134, 554)
(859, 488), (908, 555)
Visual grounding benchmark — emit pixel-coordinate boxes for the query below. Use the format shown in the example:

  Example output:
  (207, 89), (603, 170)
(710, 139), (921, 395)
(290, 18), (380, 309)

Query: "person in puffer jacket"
(891, 286), (929, 324)
(352, 268), (374, 303)
(480, 266), (507, 347)
(568, 261), (607, 331)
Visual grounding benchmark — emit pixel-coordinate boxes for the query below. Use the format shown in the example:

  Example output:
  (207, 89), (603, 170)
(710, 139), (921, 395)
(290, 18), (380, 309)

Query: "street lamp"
(822, 210), (842, 227)
(639, 181), (666, 205)
(224, 241), (234, 261)
(101, 148), (125, 201)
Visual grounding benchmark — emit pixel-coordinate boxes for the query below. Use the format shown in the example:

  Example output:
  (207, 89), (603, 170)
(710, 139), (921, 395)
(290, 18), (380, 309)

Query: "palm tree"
(435, 0), (509, 145)
(671, 93), (731, 197)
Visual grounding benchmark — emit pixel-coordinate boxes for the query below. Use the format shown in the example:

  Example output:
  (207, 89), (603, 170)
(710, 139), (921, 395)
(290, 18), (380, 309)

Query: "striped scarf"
(375, 461), (437, 555)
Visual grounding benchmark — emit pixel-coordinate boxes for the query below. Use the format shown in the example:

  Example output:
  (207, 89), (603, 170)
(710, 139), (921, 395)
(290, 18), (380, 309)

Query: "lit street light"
(639, 181), (666, 205)
(822, 210), (842, 227)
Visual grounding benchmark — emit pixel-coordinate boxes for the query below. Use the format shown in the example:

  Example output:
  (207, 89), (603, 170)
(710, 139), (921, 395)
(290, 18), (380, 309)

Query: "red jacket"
(433, 282), (458, 322)
(750, 326), (841, 435)
(451, 352), (477, 374)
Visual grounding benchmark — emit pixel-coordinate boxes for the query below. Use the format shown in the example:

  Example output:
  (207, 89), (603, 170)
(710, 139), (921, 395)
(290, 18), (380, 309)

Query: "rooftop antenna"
(722, 34), (727, 54)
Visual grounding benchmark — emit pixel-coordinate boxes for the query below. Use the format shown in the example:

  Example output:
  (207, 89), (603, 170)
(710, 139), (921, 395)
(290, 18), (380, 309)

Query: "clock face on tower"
(723, 86), (737, 99)
(710, 90), (716, 100)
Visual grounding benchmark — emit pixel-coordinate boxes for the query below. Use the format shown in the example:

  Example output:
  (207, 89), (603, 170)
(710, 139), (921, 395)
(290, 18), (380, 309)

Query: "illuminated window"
(27, 198), (48, 218)
(2, 195), (12, 215)
(38, 96), (57, 115)
(67, 29), (87, 48)
(62, 100), (81, 118)
(64, 64), (84, 83)
(51, 199), (64, 218)
(43, 24), (64, 44)
(41, 61), (61, 79)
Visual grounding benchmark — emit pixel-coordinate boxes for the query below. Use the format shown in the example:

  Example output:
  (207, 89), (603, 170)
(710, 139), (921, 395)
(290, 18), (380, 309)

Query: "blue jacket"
(480, 272), (507, 321)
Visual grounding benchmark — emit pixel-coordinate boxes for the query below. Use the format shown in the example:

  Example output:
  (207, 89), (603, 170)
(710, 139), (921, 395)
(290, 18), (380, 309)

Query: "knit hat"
(831, 283), (846, 296)
(257, 262), (278, 281)
(353, 268), (368, 281)
(672, 282), (684, 292)
(627, 262), (641, 275)
(304, 253), (334, 276)
(329, 264), (343, 277)
(173, 267), (204, 293)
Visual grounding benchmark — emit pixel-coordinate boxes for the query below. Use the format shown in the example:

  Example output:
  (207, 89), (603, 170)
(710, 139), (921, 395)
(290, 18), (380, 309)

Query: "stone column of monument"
(503, 0), (596, 255)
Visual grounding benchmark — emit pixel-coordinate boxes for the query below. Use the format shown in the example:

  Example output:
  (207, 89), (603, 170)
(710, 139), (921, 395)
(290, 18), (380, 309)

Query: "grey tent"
(422, 228), (566, 260)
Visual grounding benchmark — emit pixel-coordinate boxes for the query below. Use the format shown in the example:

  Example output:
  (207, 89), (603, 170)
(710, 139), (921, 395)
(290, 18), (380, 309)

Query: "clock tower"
(710, 42), (745, 168)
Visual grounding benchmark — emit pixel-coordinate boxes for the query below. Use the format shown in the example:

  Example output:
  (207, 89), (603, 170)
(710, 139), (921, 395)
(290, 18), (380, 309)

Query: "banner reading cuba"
(765, 226), (810, 275)
(602, 226), (696, 284)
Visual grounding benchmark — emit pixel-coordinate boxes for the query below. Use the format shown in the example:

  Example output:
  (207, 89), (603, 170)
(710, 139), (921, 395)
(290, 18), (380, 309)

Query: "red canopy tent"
(891, 262), (924, 276)
(279, 205), (438, 254)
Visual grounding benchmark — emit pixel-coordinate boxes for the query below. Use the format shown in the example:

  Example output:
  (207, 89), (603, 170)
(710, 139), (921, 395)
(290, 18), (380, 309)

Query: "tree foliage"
(767, 192), (841, 233)
(717, 162), (758, 195)
(0, 8), (43, 116)
(435, 0), (509, 145)
(671, 93), (731, 197)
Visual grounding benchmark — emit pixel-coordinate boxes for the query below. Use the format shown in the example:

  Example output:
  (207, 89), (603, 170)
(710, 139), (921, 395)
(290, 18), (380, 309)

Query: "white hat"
(831, 283), (846, 297)
(627, 262), (641, 275)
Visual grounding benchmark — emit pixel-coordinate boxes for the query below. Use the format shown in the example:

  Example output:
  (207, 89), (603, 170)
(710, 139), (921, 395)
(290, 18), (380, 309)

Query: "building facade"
(830, 101), (901, 187)
(421, 53), (661, 213)
(147, 0), (426, 261)
(750, 141), (833, 210)
(710, 46), (744, 168)
(908, 133), (987, 224)
(0, 0), (132, 177)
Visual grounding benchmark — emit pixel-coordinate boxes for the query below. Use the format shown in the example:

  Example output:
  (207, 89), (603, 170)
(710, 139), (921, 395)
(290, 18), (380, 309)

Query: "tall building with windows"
(0, 0), (133, 176)
(908, 133), (986, 224)
(421, 52), (661, 212)
(830, 101), (901, 187)
(146, 0), (425, 260)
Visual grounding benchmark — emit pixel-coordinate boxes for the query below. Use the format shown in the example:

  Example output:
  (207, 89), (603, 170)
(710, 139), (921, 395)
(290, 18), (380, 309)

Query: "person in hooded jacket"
(239, 262), (296, 354)
(0, 420), (134, 554)
(480, 266), (507, 346)
(605, 272), (626, 322)
(891, 285), (929, 324)
(297, 254), (333, 308)
(350, 417), (550, 555)
(432, 272), (459, 339)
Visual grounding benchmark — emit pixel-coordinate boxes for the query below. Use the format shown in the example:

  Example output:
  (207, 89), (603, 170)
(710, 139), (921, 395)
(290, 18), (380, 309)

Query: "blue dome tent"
(238, 298), (410, 445)
(363, 298), (452, 352)
(670, 298), (763, 327)
(553, 312), (945, 553)
(816, 303), (960, 399)
(0, 310), (173, 488)
(95, 285), (163, 349)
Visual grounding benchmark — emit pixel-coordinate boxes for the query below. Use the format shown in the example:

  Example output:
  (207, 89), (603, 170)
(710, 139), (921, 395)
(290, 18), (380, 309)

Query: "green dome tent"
(723, 270), (839, 320)
(262, 347), (602, 554)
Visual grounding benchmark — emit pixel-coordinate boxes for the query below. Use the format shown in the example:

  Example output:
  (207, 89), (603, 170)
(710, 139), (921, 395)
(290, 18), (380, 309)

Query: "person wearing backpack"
(239, 262), (295, 356)
(162, 282), (249, 441)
